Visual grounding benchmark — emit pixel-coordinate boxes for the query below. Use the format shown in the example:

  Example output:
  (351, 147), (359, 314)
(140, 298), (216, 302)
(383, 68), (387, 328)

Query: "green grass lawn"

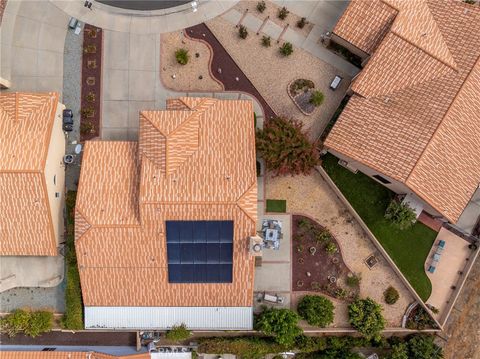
(322, 154), (436, 301)
(266, 199), (287, 213)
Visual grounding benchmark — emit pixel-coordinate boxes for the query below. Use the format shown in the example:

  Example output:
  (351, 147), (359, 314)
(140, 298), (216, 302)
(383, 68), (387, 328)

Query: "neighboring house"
(324, 0), (480, 237)
(1, 351), (153, 359)
(75, 98), (257, 330)
(0, 92), (66, 290)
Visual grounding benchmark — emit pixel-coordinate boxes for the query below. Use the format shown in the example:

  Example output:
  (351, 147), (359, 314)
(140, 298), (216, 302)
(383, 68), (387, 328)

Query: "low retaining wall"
(316, 166), (443, 330)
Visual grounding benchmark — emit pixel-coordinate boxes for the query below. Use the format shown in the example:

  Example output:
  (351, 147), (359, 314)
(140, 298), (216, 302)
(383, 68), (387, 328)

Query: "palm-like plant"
(175, 48), (189, 65)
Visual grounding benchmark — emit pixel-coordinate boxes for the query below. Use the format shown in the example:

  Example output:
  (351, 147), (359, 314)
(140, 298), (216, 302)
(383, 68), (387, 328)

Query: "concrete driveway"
(1, 0), (69, 95)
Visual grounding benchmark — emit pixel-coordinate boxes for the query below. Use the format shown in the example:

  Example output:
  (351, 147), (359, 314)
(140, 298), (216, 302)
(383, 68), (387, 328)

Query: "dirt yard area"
(266, 171), (415, 327)
(443, 256), (480, 359)
(206, 17), (350, 139)
(160, 31), (223, 92)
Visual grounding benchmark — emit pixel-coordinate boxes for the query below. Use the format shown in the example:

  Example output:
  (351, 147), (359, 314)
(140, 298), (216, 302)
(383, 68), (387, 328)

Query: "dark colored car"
(63, 109), (74, 132)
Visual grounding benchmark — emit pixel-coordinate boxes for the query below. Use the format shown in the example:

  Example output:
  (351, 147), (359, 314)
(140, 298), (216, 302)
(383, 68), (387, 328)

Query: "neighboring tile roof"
(0, 352), (150, 359)
(0, 92), (59, 256)
(75, 98), (257, 307)
(325, 0), (480, 222)
(333, 0), (398, 54)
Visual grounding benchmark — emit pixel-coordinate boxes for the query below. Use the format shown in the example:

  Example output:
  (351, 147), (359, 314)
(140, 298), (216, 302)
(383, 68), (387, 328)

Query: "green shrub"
(295, 335), (327, 353)
(256, 0), (266, 12)
(1, 309), (53, 337)
(384, 200), (416, 230)
(346, 273), (361, 287)
(255, 308), (302, 346)
(62, 191), (84, 330)
(406, 306), (435, 330)
(256, 117), (319, 176)
(315, 229), (331, 243)
(175, 48), (189, 65)
(297, 295), (334, 327)
(388, 342), (408, 359)
(165, 323), (191, 341)
(348, 298), (385, 340)
(325, 242), (337, 255)
(261, 35), (271, 47)
(384, 286), (400, 305)
(198, 337), (284, 359)
(279, 42), (293, 56)
(278, 6), (289, 20)
(407, 335), (443, 359)
(238, 25), (248, 39)
(24, 311), (53, 337)
(309, 90), (325, 106)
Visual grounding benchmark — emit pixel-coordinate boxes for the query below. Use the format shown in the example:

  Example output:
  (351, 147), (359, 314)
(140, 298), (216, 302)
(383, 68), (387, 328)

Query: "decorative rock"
(235, 77), (239, 81)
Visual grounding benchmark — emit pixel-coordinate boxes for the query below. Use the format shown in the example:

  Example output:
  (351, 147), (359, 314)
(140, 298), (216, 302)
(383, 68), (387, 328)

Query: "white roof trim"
(85, 306), (253, 330)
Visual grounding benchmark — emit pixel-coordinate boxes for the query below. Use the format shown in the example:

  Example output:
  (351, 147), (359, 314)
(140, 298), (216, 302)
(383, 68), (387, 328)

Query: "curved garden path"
(186, 23), (277, 119)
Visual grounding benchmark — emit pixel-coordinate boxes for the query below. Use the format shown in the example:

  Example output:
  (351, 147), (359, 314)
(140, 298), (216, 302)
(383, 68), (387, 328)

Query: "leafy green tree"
(297, 295), (334, 327)
(175, 48), (190, 65)
(348, 298), (385, 340)
(309, 91), (325, 107)
(256, 117), (319, 176)
(384, 200), (416, 230)
(407, 335), (443, 359)
(165, 323), (191, 341)
(255, 308), (302, 346)
(1, 309), (53, 337)
(388, 342), (408, 359)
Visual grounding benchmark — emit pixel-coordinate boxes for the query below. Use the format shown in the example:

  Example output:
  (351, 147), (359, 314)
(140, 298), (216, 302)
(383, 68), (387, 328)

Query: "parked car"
(63, 109), (74, 132)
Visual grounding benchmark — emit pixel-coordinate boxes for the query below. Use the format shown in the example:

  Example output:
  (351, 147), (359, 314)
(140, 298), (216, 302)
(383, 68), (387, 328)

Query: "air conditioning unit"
(249, 235), (263, 257)
(338, 159), (358, 174)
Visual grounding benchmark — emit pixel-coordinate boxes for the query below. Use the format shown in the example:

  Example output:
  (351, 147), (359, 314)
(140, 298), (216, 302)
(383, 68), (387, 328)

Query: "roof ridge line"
(235, 182), (258, 224)
(406, 52), (480, 185)
(390, 31), (457, 72)
(139, 111), (168, 138)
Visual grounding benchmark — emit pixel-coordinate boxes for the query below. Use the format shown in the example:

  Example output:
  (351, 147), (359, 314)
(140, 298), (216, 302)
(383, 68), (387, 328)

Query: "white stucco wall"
(44, 102), (66, 247)
(326, 149), (444, 219)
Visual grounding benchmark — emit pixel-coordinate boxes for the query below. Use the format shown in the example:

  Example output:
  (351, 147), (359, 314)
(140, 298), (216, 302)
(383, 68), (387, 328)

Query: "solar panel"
(166, 220), (234, 283)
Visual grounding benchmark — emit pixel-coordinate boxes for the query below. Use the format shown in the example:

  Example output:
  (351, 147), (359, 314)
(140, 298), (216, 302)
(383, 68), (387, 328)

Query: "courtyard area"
(322, 153), (438, 301)
(262, 171), (415, 327)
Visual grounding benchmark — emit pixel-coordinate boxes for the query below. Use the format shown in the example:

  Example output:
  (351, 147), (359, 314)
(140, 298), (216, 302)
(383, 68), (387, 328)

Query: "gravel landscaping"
(266, 172), (414, 327)
(206, 16), (350, 138)
(160, 31), (223, 92)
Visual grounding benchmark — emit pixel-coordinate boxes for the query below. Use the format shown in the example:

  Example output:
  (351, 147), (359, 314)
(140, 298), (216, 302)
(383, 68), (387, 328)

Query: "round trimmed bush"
(384, 286), (400, 305)
(298, 295), (335, 327)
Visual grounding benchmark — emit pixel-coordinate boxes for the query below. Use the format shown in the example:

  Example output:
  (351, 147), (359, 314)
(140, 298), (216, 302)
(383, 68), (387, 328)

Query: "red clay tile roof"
(326, 0), (480, 222)
(1, 352), (150, 359)
(75, 98), (257, 307)
(0, 92), (59, 256)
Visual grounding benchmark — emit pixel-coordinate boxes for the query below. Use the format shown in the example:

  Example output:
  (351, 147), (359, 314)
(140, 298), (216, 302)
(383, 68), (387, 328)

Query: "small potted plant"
(256, 0), (266, 13)
(279, 42), (293, 56)
(297, 17), (307, 29)
(278, 6), (289, 20)
(238, 25), (248, 39)
(261, 35), (271, 47)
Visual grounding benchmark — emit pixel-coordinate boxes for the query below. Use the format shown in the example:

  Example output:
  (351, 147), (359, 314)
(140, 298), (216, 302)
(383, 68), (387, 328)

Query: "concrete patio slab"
(254, 262), (291, 292)
(426, 228), (472, 317)
(128, 70), (156, 101)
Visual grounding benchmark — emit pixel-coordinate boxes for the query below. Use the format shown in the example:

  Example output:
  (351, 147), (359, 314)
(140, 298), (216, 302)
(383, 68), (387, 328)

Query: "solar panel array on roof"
(166, 220), (234, 283)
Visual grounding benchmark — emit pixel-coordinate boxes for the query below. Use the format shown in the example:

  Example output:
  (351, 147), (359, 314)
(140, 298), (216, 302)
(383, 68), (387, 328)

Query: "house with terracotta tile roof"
(0, 92), (66, 290)
(324, 0), (480, 236)
(75, 97), (257, 330)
